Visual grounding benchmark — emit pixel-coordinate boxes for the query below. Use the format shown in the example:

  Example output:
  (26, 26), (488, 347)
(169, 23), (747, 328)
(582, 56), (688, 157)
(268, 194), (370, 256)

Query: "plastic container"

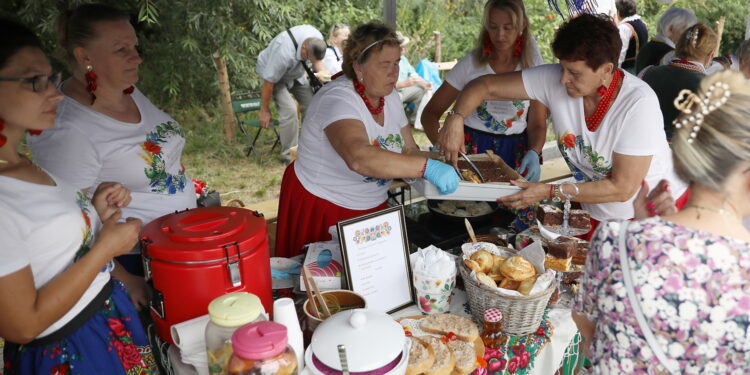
(206, 292), (267, 374)
(228, 321), (298, 375)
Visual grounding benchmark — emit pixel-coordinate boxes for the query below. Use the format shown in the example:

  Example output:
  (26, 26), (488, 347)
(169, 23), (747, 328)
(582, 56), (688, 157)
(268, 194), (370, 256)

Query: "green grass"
(174, 104), (435, 206)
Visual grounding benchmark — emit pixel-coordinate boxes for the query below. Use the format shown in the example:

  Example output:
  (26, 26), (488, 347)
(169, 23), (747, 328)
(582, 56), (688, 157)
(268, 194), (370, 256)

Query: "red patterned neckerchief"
(668, 59), (706, 74)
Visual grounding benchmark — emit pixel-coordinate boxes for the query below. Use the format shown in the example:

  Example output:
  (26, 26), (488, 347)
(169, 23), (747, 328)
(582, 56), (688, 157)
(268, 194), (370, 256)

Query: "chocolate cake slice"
(569, 209), (592, 231)
(547, 236), (577, 258)
(456, 160), (512, 183)
(536, 205), (563, 226)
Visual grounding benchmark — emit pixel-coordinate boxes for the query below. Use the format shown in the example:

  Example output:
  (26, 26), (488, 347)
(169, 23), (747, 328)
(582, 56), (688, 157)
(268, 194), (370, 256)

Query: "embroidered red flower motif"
(516, 109), (524, 117)
(111, 338), (145, 370)
(81, 210), (91, 229)
(50, 363), (70, 375)
(143, 141), (161, 155)
(563, 133), (576, 149)
(108, 318), (128, 337)
(535, 326), (546, 336)
(519, 351), (531, 369)
(507, 355), (520, 373)
(192, 179), (207, 194)
(498, 358), (507, 371)
(506, 119), (513, 128)
(512, 344), (525, 356)
(372, 140), (380, 147)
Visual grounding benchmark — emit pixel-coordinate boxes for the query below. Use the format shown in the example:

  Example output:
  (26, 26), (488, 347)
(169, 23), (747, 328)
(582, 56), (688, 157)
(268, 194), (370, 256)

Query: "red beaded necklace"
(352, 78), (384, 115)
(585, 69), (623, 132)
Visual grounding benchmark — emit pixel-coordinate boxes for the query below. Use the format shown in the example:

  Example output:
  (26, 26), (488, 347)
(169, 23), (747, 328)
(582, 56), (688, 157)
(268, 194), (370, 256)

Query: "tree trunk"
(213, 50), (235, 143)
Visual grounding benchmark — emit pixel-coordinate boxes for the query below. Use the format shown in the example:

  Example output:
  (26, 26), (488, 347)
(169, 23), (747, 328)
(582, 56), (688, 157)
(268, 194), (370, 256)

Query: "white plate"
(410, 179), (521, 201)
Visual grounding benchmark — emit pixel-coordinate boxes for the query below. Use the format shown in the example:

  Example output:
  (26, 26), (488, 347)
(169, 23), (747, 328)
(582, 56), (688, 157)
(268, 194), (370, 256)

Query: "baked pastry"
(420, 336), (456, 375)
(573, 242), (589, 265)
(562, 271), (583, 285)
(420, 314), (480, 342)
(546, 237), (577, 258)
(460, 169), (482, 183)
(463, 259), (482, 273)
(545, 254), (572, 272)
(470, 250), (494, 273)
(498, 278), (521, 291)
(475, 272), (497, 288)
(536, 205), (563, 226)
(407, 337), (435, 375)
(569, 209), (592, 231)
(498, 256), (535, 281)
(517, 275), (538, 296)
(446, 339), (477, 375)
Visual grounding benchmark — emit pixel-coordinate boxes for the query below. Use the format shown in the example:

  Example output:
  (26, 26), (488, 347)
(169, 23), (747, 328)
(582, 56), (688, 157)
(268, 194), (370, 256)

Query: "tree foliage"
(2, 0), (747, 112)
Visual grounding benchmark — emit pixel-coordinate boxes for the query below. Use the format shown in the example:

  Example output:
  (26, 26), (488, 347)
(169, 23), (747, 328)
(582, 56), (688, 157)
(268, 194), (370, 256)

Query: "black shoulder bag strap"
(286, 28), (323, 93)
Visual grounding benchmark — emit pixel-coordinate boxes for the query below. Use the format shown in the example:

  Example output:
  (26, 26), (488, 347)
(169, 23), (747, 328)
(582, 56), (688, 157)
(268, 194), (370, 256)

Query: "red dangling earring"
(513, 36), (525, 57)
(123, 86), (134, 94)
(597, 82), (607, 97)
(85, 65), (97, 105)
(28, 129), (43, 136)
(483, 31), (493, 55)
(0, 118), (6, 147)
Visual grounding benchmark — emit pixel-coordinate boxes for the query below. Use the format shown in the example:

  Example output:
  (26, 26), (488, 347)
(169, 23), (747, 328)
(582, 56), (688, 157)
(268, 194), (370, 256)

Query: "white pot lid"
(310, 309), (405, 372)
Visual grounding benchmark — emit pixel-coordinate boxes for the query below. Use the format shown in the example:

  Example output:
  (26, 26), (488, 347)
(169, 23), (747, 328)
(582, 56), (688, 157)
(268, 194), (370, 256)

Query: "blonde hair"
(672, 70), (750, 191)
(341, 22), (400, 81)
(473, 0), (534, 69)
(674, 23), (718, 62)
(328, 23), (349, 46)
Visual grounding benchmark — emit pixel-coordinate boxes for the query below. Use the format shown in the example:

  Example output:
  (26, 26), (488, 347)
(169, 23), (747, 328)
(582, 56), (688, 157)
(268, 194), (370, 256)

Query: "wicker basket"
(459, 261), (555, 336)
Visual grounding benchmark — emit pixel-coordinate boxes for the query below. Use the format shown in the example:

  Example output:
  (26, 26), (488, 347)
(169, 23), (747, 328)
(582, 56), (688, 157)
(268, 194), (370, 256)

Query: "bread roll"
(447, 339), (477, 375)
(470, 250), (493, 273)
(475, 272), (497, 288)
(517, 275), (538, 296)
(498, 278), (521, 290)
(490, 255), (507, 275)
(463, 259), (482, 273)
(498, 256), (535, 281)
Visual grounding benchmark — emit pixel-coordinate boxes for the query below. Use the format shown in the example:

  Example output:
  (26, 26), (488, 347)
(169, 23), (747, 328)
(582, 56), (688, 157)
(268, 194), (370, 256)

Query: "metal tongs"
(458, 151), (486, 183)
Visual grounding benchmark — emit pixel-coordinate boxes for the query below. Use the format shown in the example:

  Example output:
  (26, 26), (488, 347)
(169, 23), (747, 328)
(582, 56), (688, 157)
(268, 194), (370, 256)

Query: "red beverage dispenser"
(140, 207), (273, 344)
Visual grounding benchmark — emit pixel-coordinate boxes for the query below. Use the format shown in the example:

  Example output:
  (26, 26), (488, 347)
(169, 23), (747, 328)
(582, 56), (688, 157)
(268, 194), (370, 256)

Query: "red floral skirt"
(275, 162), (388, 258)
(3, 280), (158, 375)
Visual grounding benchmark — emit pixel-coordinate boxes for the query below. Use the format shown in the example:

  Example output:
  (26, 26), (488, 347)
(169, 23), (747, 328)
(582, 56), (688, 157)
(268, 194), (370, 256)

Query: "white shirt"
(29, 88), (196, 249)
(322, 45), (343, 75)
(617, 15), (641, 67)
(295, 76), (409, 210)
(256, 25), (324, 88)
(445, 47), (543, 135)
(0, 172), (112, 338)
(522, 64), (688, 221)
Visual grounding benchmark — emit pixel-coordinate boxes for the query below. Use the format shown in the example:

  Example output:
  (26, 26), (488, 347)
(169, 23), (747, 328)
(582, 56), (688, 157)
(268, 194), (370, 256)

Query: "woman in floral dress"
(438, 14), (688, 239)
(0, 18), (158, 374)
(28, 4), (196, 309)
(574, 70), (750, 373)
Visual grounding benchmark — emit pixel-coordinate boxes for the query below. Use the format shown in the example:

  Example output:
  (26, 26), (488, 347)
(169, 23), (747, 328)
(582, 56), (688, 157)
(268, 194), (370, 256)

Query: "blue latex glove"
(518, 151), (541, 182)
(423, 159), (460, 194)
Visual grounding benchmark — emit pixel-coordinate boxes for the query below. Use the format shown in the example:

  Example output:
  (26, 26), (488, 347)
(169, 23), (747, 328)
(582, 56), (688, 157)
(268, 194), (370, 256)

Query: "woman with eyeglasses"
(0, 18), (158, 374)
(28, 3), (196, 310)
(274, 22), (459, 257)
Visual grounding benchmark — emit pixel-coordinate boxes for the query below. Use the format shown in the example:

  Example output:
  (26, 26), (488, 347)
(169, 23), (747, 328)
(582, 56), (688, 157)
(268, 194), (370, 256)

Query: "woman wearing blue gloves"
(275, 22), (459, 257)
(422, 0), (548, 182)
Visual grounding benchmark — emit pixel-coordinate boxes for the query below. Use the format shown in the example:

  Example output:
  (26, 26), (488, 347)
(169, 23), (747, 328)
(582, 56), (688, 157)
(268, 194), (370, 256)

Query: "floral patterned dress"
(575, 218), (750, 374)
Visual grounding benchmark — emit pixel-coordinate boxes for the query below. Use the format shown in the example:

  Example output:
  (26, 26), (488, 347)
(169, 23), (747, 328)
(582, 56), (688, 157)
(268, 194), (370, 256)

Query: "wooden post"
(745, 3), (750, 40)
(714, 17), (726, 56)
(213, 50), (235, 143)
(434, 31), (442, 63)
(384, 0), (396, 29)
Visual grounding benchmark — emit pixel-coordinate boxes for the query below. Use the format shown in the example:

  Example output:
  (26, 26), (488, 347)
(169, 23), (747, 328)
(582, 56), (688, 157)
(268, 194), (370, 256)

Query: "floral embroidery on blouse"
(575, 218), (750, 374)
(475, 100), (526, 133)
(73, 192), (114, 273)
(139, 121), (189, 194)
(557, 132), (612, 181)
(363, 134), (404, 186)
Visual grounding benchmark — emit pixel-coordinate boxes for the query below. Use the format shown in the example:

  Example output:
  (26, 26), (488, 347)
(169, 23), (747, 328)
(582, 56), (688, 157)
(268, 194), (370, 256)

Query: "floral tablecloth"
(393, 287), (580, 375)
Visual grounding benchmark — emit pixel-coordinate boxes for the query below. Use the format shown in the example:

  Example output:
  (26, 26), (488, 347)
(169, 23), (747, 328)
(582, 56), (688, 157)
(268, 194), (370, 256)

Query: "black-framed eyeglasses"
(0, 72), (61, 93)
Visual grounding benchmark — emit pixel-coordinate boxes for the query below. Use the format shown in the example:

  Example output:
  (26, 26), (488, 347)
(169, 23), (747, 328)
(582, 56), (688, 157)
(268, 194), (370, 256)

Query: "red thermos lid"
(140, 207), (267, 263)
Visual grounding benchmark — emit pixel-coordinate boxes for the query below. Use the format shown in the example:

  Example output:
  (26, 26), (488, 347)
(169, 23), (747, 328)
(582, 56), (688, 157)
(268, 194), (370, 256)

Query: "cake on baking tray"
(456, 160), (512, 183)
